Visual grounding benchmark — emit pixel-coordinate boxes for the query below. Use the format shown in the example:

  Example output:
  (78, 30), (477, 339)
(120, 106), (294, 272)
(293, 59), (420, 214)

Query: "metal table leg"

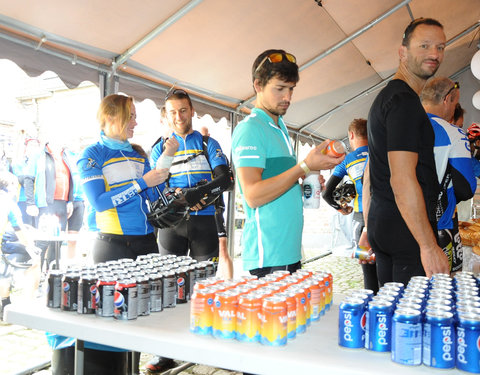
(75, 339), (84, 375)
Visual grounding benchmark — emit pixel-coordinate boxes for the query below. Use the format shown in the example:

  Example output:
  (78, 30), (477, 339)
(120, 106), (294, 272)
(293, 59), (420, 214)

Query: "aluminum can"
(365, 299), (393, 352)
(77, 274), (97, 314)
(276, 291), (297, 340)
(391, 308), (422, 365)
(61, 272), (79, 311)
(261, 295), (288, 346)
(383, 282), (405, 293)
(422, 310), (455, 368)
(149, 272), (163, 312)
(175, 267), (189, 304)
(236, 293), (262, 342)
(187, 265), (196, 300)
(114, 278), (138, 320)
(95, 274), (116, 317)
(272, 270), (291, 280)
(190, 287), (215, 335)
(195, 262), (207, 282)
(338, 297), (366, 348)
(213, 290), (238, 339)
(204, 261), (215, 278)
(162, 271), (177, 308)
(46, 270), (63, 308)
(457, 312), (480, 373)
(287, 287), (307, 334)
(136, 274), (150, 316)
(303, 279), (322, 322)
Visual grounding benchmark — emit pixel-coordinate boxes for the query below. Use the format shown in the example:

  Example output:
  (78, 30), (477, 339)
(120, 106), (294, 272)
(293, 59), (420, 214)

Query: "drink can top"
(368, 300), (393, 309)
(425, 310), (453, 319)
(394, 307), (421, 317)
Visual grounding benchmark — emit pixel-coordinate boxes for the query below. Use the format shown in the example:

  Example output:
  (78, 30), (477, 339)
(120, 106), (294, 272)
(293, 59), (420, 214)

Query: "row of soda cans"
(46, 253), (216, 320)
(190, 269), (333, 346)
(339, 271), (480, 373)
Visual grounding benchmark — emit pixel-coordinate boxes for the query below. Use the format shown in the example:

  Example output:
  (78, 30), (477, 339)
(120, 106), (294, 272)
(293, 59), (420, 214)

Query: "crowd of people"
(1, 15), (480, 375)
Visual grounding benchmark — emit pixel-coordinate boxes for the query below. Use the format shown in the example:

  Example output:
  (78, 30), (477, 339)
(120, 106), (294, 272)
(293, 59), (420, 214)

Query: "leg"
(157, 220), (189, 257)
(187, 215), (219, 261)
(66, 201), (85, 260)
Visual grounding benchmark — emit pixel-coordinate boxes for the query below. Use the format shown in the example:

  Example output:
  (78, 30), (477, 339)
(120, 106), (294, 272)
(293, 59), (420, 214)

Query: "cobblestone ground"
(1, 251), (363, 375)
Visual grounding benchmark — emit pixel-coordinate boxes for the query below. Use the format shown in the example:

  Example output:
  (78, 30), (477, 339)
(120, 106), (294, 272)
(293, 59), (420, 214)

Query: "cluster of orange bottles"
(190, 269), (333, 346)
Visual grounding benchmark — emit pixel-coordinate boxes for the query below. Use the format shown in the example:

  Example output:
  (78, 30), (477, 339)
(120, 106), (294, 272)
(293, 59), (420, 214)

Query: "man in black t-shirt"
(361, 18), (450, 286)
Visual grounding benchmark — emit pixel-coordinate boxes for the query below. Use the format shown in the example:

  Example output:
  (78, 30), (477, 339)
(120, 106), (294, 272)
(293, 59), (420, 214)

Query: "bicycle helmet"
(147, 187), (188, 229)
(332, 181), (356, 206)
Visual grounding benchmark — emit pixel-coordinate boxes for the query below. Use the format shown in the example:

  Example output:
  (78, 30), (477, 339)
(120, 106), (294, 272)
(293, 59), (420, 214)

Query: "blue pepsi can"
(457, 312), (480, 373)
(365, 300), (393, 352)
(422, 310), (455, 368)
(338, 297), (366, 348)
(391, 308), (422, 365)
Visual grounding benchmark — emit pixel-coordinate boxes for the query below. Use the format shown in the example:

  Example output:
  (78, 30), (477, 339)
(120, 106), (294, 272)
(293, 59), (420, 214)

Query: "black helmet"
(147, 187), (188, 229)
(332, 181), (356, 206)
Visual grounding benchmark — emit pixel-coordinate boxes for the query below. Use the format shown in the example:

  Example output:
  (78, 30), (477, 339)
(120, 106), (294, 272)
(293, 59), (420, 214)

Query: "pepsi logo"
(177, 277), (185, 287)
(63, 282), (70, 292)
(477, 336), (480, 352)
(90, 285), (97, 295)
(360, 312), (367, 330)
(114, 291), (124, 308)
(95, 290), (100, 304)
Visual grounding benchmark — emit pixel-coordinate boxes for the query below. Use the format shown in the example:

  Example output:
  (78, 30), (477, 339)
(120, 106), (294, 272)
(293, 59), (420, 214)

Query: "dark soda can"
(391, 308), (422, 365)
(338, 297), (366, 348)
(176, 267), (189, 304)
(149, 272), (163, 312)
(96, 274), (116, 317)
(47, 270), (63, 308)
(114, 278), (138, 320)
(77, 274), (97, 314)
(204, 261), (215, 278)
(422, 310), (455, 368)
(187, 265), (196, 300)
(163, 271), (177, 308)
(61, 272), (79, 311)
(136, 274), (150, 316)
(195, 263), (207, 282)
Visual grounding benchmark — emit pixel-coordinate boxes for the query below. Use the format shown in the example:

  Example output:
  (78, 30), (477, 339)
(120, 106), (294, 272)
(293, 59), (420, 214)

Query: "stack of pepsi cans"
(46, 254), (216, 321)
(338, 272), (480, 373)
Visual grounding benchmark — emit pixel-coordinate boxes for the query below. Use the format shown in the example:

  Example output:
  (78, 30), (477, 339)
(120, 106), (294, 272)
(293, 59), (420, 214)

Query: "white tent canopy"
(0, 0), (479, 143)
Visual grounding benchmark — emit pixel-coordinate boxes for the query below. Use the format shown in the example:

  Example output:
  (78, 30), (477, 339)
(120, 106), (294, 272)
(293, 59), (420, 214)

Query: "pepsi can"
(114, 279), (138, 320)
(365, 299), (393, 352)
(77, 274), (97, 314)
(457, 312), (480, 373)
(136, 274), (150, 316)
(176, 267), (189, 304)
(95, 274), (116, 317)
(338, 297), (366, 348)
(391, 308), (422, 365)
(47, 270), (63, 308)
(61, 272), (79, 311)
(422, 310), (455, 368)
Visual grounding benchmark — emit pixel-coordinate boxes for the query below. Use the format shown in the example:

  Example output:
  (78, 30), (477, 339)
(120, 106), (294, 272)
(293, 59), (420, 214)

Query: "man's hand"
(143, 168), (169, 187)
(304, 140), (345, 171)
(26, 205), (39, 217)
(420, 244), (450, 278)
(163, 137), (179, 157)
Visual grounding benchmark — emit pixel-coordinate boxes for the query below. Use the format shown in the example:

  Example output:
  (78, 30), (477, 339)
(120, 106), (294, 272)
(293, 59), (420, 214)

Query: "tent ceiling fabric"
(0, 0), (479, 141)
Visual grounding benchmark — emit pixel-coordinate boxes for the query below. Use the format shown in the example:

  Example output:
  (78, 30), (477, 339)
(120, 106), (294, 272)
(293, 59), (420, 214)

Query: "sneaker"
(145, 356), (175, 373)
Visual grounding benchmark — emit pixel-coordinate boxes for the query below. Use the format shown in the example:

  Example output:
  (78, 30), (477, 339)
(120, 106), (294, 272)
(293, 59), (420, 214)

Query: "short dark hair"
(165, 88), (193, 109)
(252, 49), (299, 88)
(453, 103), (465, 123)
(402, 18), (443, 47)
(348, 118), (367, 138)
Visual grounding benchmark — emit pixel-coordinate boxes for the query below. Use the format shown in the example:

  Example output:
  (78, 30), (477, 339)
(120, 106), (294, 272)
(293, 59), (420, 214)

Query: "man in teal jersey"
(232, 49), (343, 277)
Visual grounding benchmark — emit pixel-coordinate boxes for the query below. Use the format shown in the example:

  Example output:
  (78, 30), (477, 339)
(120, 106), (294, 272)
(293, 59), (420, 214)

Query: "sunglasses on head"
(165, 88), (189, 102)
(254, 52), (297, 74)
(444, 81), (459, 100)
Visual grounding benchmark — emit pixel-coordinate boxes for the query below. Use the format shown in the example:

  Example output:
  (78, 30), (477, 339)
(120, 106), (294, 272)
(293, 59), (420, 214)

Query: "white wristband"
(156, 155), (174, 169)
(132, 181), (142, 193)
(299, 160), (310, 175)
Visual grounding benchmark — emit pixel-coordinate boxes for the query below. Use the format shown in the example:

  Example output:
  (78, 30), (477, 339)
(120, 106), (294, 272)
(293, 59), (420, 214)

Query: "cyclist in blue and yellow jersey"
(78, 94), (176, 263)
(323, 118), (379, 293)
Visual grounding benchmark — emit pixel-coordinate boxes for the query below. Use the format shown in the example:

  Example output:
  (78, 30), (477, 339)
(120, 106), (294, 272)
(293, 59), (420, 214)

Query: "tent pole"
(227, 112), (238, 262)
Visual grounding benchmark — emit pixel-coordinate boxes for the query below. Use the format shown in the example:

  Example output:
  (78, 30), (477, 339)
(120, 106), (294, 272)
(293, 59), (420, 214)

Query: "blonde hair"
(97, 94), (133, 141)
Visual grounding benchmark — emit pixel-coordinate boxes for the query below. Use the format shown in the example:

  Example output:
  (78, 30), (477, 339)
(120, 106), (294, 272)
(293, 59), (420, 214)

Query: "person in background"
(199, 125), (233, 279)
(232, 49), (342, 278)
(0, 171), (40, 318)
(322, 118), (378, 293)
(362, 18), (450, 286)
(421, 77), (476, 272)
(452, 103), (465, 128)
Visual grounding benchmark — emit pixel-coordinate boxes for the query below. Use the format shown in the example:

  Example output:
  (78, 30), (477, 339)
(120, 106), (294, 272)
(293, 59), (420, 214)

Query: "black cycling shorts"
(93, 232), (158, 263)
(157, 215), (219, 261)
(67, 201), (85, 232)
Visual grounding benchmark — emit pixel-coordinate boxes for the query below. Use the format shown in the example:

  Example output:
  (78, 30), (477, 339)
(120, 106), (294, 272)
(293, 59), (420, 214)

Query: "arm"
(358, 160), (370, 249)
(237, 140), (343, 209)
(388, 150), (449, 277)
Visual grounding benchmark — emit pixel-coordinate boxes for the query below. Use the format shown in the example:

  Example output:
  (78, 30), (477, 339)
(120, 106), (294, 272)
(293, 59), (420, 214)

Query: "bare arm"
(358, 160), (370, 249)
(388, 150), (449, 277)
(237, 140), (343, 208)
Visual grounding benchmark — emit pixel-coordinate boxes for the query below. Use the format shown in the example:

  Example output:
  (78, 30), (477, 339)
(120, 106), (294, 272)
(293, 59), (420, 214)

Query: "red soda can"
(236, 292), (262, 342)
